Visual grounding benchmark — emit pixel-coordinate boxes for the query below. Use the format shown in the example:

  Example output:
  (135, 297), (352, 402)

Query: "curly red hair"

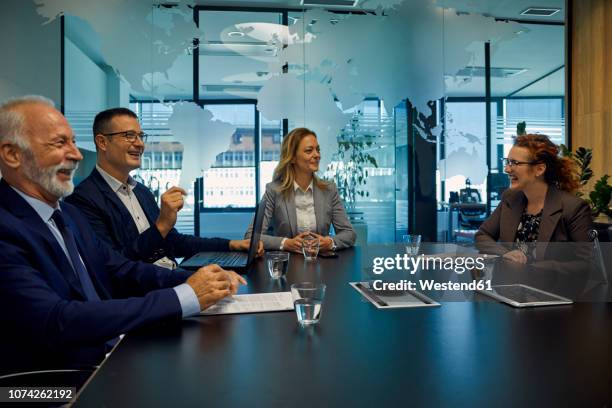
(513, 134), (580, 193)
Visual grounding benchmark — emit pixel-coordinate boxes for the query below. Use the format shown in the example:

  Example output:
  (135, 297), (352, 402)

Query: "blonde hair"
(273, 127), (328, 196)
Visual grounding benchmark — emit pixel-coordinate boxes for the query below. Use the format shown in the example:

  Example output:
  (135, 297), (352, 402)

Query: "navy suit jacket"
(0, 179), (192, 374)
(65, 168), (229, 263)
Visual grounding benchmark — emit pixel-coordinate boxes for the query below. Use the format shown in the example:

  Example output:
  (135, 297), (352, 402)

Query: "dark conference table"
(75, 248), (612, 407)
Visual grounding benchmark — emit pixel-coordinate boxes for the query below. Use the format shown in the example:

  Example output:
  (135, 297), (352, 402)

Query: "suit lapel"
(536, 187), (563, 258)
(312, 183), (324, 234)
(34, 215), (87, 299)
(61, 204), (111, 299)
(91, 169), (141, 239)
(500, 191), (526, 242)
(133, 184), (158, 225)
(283, 190), (298, 236)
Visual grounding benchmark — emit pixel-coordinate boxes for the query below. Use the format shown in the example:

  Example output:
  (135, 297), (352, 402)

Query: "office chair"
(456, 179), (487, 230)
(589, 229), (609, 285)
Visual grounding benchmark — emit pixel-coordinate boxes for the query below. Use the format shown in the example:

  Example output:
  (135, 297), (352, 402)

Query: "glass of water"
(266, 251), (290, 279)
(402, 234), (422, 256)
(291, 282), (326, 326)
(302, 234), (320, 261)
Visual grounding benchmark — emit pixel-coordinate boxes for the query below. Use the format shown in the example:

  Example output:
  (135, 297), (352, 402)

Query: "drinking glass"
(302, 234), (320, 261)
(402, 234), (422, 256)
(291, 282), (326, 325)
(266, 251), (290, 279)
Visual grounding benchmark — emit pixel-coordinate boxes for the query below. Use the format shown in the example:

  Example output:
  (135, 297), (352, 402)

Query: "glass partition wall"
(58, 0), (566, 243)
(438, 21), (565, 242)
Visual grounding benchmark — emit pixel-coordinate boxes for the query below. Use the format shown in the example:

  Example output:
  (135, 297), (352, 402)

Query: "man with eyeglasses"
(66, 108), (260, 268)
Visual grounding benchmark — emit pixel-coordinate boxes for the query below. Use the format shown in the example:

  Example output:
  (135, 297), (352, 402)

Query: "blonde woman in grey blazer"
(246, 128), (356, 252)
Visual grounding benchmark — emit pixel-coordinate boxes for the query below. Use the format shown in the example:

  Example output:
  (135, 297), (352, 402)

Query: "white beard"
(21, 150), (78, 198)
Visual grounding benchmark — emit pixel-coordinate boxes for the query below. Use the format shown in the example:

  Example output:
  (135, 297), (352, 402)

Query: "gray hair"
(0, 95), (55, 150)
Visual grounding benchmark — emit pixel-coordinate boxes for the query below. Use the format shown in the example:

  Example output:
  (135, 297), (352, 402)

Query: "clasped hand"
(502, 249), (528, 264)
(283, 232), (334, 253)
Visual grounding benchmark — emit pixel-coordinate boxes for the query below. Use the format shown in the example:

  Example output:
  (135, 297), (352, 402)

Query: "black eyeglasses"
(102, 131), (148, 144)
(503, 158), (541, 168)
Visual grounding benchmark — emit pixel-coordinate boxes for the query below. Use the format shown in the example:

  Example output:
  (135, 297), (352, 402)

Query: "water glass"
(291, 282), (326, 325)
(266, 251), (290, 279)
(297, 225), (311, 235)
(402, 234), (422, 256)
(302, 234), (320, 261)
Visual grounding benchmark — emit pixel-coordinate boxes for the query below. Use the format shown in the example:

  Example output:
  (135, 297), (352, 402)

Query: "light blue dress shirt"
(11, 187), (200, 318)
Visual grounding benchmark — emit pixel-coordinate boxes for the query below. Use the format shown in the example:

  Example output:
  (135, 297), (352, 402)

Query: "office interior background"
(1, 0), (610, 244)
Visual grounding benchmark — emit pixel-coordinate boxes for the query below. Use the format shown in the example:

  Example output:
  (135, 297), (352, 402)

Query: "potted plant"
(328, 114), (379, 211)
(589, 175), (612, 222)
(561, 145), (611, 222)
(560, 145), (593, 197)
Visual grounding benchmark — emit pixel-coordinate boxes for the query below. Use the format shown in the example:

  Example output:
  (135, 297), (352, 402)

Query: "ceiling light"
(202, 84), (262, 93)
(227, 31), (245, 38)
(301, 0), (358, 6)
(200, 43), (278, 57)
(455, 67), (528, 78)
(520, 7), (561, 17)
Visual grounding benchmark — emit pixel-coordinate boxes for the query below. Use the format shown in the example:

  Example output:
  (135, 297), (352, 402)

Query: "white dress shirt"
(294, 180), (317, 233)
(280, 180), (326, 250)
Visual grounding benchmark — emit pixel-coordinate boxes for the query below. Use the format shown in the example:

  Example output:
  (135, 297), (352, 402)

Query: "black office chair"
(456, 180), (487, 230)
(589, 229), (609, 285)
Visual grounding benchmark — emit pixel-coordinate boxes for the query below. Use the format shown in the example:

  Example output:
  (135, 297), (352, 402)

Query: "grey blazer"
(245, 180), (356, 250)
(475, 186), (593, 261)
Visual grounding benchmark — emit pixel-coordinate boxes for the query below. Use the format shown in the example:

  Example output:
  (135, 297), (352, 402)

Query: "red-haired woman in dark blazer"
(475, 134), (593, 263)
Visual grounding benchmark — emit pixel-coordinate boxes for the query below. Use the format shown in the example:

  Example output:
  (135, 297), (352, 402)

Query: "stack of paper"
(200, 292), (294, 315)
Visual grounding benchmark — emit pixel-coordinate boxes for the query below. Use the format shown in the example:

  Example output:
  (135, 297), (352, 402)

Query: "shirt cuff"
(173, 283), (200, 318)
(280, 237), (288, 250)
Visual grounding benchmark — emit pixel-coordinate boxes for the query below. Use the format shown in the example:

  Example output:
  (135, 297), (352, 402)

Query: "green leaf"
(559, 144), (572, 158)
(589, 175), (612, 215)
